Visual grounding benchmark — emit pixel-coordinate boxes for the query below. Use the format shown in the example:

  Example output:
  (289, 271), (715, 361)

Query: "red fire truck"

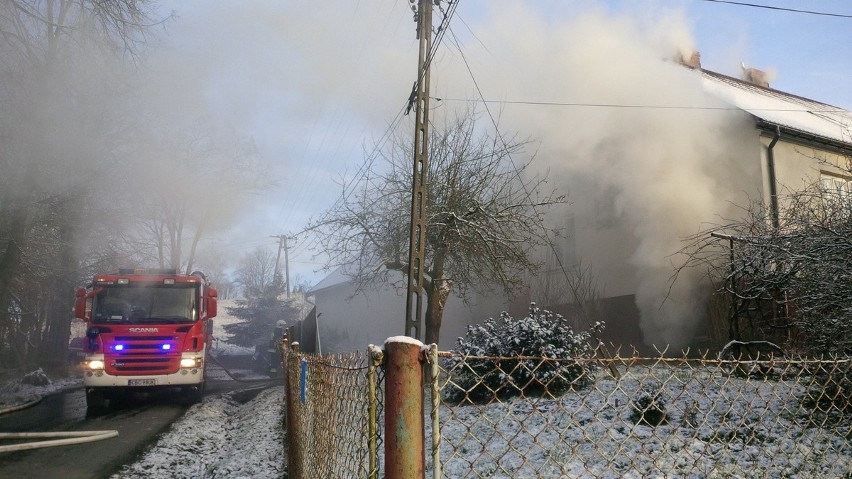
(74, 269), (218, 409)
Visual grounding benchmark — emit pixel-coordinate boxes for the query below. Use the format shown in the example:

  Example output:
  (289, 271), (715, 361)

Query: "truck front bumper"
(82, 352), (205, 387)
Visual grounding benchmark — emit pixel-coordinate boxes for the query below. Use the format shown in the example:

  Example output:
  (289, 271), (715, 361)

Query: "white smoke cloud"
(149, 1), (766, 346)
(429, 3), (762, 349)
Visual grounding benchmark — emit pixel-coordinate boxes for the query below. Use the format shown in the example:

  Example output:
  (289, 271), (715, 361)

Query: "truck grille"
(111, 357), (174, 373)
(114, 335), (175, 341)
(104, 334), (182, 375)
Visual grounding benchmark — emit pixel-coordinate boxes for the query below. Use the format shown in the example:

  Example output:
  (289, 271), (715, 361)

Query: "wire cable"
(432, 97), (848, 113)
(695, 0), (852, 19)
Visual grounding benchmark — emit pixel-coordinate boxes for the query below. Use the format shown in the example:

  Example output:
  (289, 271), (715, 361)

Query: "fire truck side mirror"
(207, 290), (218, 317)
(74, 288), (87, 319)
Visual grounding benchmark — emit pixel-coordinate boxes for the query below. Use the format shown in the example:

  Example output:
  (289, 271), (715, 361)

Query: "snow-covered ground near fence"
(109, 386), (285, 479)
(427, 368), (852, 478)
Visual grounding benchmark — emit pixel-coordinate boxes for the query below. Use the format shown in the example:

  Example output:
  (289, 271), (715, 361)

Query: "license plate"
(128, 379), (156, 386)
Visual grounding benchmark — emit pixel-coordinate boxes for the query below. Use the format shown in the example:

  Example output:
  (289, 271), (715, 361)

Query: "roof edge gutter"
(756, 120), (852, 156)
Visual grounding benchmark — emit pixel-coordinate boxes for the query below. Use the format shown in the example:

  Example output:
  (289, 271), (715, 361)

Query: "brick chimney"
(742, 63), (770, 88)
(680, 50), (701, 69)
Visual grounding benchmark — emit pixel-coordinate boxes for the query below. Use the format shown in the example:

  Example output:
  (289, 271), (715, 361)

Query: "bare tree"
(528, 259), (605, 332)
(236, 247), (277, 299)
(310, 109), (565, 345)
(680, 149), (852, 355)
(123, 127), (272, 273)
(0, 0), (163, 372)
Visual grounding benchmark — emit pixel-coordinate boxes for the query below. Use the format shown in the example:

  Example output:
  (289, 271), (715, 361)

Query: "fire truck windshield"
(92, 284), (198, 324)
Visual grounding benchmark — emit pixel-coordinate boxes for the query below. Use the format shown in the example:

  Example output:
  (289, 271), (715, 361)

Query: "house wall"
(765, 136), (849, 194)
(312, 273), (509, 353)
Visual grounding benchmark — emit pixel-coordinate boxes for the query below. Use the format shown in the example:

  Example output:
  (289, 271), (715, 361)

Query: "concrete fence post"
(384, 336), (425, 479)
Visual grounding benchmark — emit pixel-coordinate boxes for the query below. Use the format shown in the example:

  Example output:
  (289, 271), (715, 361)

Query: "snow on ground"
(0, 369), (80, 410)
(424, 367), (852, 478)
(110, 386), (286, 479)
(0, 371), (285, 478)
(3, 362), (851, 478)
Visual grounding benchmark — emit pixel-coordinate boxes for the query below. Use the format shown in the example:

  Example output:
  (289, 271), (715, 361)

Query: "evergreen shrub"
(445, 303), (604, 403)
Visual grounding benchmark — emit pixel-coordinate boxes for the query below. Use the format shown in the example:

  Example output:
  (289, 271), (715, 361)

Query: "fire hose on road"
(1, 398), (118, 453)
(0, 430), (119, 453)
(0, 353), (271, 454)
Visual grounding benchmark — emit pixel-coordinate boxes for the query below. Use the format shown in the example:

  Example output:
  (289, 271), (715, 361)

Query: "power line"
(696, 0), (852, 19)
(432, 97), (848, 113)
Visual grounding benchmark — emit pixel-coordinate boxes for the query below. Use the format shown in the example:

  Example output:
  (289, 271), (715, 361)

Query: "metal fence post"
(384, 337), (425, 479)
(284, 337), (302, 479)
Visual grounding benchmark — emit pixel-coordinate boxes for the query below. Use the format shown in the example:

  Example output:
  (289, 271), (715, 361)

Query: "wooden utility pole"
(404, 0), (434, 341)
(271, 234), (292, 297)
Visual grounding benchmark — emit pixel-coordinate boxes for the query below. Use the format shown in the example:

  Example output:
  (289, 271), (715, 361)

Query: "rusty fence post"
(284, 335), (302, 479)
(384, 337), (425, 479)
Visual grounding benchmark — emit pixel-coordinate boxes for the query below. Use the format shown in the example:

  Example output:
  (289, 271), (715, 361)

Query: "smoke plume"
(432, 4), (762, 349)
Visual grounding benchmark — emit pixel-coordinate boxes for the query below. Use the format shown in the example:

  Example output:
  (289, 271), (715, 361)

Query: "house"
(309, 53), (852, 355)
(307, 267), (514, 353)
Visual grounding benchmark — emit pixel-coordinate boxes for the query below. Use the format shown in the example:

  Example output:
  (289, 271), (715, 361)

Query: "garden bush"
(445, 303), (604, 403)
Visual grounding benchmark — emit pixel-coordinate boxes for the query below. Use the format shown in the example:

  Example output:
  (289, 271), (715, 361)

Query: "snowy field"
(2, 327), (850, 478)
(0, 370), (80, 411)
(0, 371), (285, 478)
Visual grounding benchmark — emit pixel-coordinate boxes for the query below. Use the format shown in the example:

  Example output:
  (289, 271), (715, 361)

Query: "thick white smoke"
(431, 4), (762, 349)
(153, 1), (766, 347)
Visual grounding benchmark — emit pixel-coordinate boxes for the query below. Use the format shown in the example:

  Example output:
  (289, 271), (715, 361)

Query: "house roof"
(699, 69), (852, 148)
(307, 266), (349, 295)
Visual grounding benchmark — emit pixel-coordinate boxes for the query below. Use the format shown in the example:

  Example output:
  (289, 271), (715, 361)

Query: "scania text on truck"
(74, 269), (218, 409)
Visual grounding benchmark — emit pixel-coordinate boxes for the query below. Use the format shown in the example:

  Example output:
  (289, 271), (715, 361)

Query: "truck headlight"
(180, 357), (202, 368)
(86, 359), (105, 370)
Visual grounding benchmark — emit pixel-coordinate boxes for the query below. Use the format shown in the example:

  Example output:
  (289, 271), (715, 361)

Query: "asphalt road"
(0, 362), (275, 479)
(0, 387), (189, 479)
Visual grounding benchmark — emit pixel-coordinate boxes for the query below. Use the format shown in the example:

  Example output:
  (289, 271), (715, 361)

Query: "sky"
(152, 0), (852, 288)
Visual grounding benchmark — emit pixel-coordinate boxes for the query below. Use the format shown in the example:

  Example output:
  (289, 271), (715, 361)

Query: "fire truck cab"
(75, 269), (217, 409)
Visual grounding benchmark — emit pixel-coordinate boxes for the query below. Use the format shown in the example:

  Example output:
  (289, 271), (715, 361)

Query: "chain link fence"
(433, 352), (851, 478)
(282, 339), (851, 478)
(280, 336), (383, 478)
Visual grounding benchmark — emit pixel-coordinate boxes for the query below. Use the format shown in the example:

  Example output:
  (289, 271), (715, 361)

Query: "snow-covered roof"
(307, 266), (349, 294)
(700, 69), (852, 146)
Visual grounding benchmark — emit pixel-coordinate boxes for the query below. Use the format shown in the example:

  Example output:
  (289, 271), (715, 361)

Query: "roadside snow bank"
(0, 369), (79, 409)
(111, 386), (285, 479)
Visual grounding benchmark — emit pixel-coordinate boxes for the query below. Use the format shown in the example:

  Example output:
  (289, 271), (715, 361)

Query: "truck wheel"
(184, 383), (204, 405)
(86, 389), (108, 412)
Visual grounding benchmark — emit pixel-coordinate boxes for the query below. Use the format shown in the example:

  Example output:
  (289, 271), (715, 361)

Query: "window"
(819, 172), (852, 208)
(93, 284), (198, 324)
